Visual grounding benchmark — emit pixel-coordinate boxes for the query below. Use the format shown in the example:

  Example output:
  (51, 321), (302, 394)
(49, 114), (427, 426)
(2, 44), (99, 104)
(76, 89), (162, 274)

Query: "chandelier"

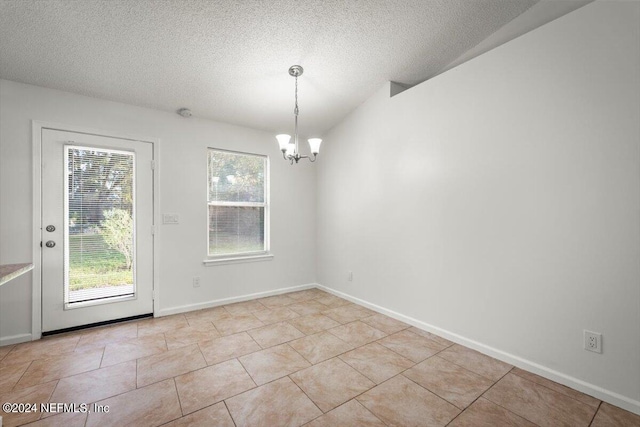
(276, 65), (322, 164)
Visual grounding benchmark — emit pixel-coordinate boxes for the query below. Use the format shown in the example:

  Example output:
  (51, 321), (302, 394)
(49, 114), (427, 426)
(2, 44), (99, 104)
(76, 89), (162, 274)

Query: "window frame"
(205, 147), (271, 264)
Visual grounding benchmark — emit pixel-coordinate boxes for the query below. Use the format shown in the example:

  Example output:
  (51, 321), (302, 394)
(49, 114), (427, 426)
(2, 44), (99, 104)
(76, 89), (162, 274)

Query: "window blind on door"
(65, 146), (136, 304)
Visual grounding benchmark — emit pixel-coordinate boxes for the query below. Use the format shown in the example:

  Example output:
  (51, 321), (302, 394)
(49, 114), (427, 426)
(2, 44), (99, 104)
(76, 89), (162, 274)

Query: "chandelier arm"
(307, 154), (317, 162)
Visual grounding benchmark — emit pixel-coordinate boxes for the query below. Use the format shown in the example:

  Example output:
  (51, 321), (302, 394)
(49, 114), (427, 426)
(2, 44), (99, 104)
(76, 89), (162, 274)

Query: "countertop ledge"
(0, 263), (34, 286)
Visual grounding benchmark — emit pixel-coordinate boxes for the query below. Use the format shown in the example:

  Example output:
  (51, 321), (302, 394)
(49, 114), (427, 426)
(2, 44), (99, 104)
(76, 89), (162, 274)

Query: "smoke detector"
(177, 108), (192, 118)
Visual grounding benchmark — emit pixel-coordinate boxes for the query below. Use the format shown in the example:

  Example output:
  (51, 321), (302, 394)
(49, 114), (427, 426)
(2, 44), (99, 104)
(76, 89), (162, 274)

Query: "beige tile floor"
(0, 288), (638, 427)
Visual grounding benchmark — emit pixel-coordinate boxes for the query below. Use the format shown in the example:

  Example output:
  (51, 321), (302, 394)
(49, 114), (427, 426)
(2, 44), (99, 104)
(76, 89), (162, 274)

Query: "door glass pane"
(65, 146), (136, 305)
(208, 206), (265, 255)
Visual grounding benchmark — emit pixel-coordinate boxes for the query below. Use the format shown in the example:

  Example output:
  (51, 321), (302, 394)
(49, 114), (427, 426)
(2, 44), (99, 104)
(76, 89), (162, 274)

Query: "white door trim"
(32, 121), (161, 340)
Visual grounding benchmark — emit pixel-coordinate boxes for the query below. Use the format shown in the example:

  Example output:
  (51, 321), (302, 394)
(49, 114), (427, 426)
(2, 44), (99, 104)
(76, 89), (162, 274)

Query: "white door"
(41, 129), (154, 332)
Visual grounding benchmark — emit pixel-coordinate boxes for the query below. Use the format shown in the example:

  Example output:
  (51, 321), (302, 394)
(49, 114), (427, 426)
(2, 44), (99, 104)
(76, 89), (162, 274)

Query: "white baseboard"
(316, 284), (640, 416)
(0, 333), (32, 347)
(156, 283), (317, 317)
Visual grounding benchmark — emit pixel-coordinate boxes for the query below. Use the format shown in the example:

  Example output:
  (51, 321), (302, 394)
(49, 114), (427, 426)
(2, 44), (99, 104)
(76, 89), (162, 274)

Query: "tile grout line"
(342, 373), (400, 416)
(352, 399), (389, 427)
(171, 377), (185, 418)
(304, 398), (387, 426)
(0, 345), (16, 364)
(287, 372), (325, 416)
(138, 343), (209, 388)
(588, 401), (603, 427)
(369, 333), (443, 365)
(70, 370), (183, 422)
(294, 354), (383, 415)
(443, 367), (521, 426)
(326, 320), (389, 344)
(230, 352), (369, 418)
(97, 346), (105, 372)
(16, 363), (136, 425)
(46, 375), (63, 409)
(71, 336), (81, 352)
(455, 371), (516, 426)
(194, 341), (208, 372)
(479, 368), (544, 427)
(336, 354), (386, 386)
(246, 329), (264, 351)
(286, 340), (318, 366)
(135, 355), (139, 389)
(404, 327), (456, 350)
(235, 356), (260, 389)
(234, 357), (260, 392)
(77, 362), (230, 423)
(399, 371), (466, 414)
(40, 379), (59, 423)
(434, 349), (509, 383)
(182, 368), (261, 414)
(478, 395), (542, 427)
(7, 360), (35, 393)
(208, 318), (222, 336)
(83, 399), (89, 427)
(9, 347), (106, 393)
(509, 367), (602, 410)
(200, 332), (264, 366)
(222, 399), (238, 427)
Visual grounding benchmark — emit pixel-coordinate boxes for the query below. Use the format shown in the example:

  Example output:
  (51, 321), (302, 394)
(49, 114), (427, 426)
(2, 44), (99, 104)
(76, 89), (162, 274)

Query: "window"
(65, 146), (136, 304)
(207, 148), (269, 259)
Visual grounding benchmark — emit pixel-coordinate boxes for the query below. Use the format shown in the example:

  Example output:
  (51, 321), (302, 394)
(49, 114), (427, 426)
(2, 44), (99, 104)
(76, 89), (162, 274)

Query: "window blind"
(65, 146), (136, 304)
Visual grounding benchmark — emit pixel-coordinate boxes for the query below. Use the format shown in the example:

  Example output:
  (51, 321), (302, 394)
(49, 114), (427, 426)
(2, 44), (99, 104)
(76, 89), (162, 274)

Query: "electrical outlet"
(347, 271), (353, 282)
(193, 277), (200, 288)
(584, 330), (602, 353)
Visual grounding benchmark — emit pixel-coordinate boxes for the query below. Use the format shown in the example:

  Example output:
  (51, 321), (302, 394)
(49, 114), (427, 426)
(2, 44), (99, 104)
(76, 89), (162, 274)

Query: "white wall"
(317, 1), (639, 413)
(0, 79), (316, 342)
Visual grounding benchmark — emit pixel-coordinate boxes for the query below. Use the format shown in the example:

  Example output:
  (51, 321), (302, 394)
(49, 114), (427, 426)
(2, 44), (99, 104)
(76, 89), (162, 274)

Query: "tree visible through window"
(207, 149), (268, 257)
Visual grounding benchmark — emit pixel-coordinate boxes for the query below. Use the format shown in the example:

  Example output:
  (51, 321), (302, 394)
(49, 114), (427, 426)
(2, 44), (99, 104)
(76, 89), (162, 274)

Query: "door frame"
(32, 121), (161, 340)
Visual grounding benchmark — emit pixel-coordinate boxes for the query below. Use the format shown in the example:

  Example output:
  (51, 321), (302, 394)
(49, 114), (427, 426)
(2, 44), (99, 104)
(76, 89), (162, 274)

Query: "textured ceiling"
(0, 0), (550, 137)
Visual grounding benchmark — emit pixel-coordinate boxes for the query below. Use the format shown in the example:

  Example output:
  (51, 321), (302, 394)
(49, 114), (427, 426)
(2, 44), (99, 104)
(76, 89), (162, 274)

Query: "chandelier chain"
(294, 75), (299, 116)
(294, 75), (299, 151)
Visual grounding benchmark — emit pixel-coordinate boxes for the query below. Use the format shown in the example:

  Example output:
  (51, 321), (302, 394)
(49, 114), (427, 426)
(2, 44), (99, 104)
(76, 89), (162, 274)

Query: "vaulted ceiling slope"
(0, 1), (588, 136)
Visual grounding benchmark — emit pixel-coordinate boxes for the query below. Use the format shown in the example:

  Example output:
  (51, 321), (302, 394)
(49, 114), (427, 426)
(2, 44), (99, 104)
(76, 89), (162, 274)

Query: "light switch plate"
(163, 213), (179, 224)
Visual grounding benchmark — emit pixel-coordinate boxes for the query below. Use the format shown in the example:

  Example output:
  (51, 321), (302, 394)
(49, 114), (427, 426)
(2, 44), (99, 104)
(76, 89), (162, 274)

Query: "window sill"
(203, 253), (274, 266)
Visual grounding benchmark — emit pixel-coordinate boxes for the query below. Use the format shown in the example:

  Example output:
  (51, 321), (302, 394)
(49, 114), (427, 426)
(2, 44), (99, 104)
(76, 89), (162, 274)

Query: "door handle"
(45, 241), (56, 248)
